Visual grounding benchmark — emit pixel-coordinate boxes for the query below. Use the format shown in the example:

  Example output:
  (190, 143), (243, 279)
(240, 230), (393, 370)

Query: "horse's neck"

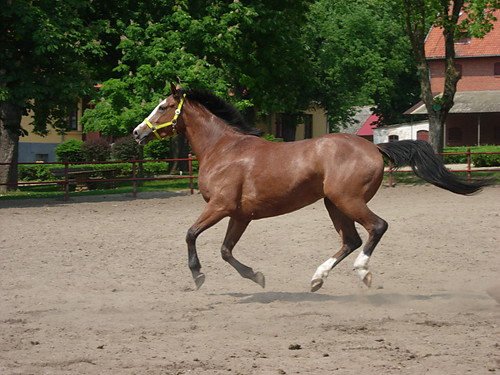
(182, 107), (238, 163)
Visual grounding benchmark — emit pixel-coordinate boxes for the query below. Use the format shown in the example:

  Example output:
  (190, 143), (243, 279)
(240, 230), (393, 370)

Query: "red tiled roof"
(356, 114), (379, 136)
(425, 9), (500, 58)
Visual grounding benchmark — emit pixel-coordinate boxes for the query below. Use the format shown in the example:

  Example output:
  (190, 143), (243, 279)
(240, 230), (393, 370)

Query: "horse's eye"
(159, 106), (167, 111)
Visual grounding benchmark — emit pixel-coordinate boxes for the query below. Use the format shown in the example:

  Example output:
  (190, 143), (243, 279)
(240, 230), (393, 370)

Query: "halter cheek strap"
(144, 94), (186, 140)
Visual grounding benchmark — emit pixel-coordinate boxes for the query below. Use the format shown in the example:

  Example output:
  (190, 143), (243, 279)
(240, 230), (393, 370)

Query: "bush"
(471, 145), (500, 167)
(143, 139), (170, 159)
(111, 136), (141, 161)
(442, 147), (468, 164)
(55, 139), (84, 162)
(18, 164), (53, 181)
(443, 145), (500, 167)
(82, 138), (111, 162)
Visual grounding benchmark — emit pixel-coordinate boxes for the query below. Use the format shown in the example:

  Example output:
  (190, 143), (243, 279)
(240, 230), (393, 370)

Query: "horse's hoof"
(311, 279), (323, 292)
(194, 273), (205, 290)
(362, 272), (372, 288)
(254, 272), (265, 288)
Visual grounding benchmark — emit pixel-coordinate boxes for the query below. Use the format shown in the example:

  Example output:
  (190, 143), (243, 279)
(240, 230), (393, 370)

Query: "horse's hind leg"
(311, 198), (363, 292)
(221, 218), (265, 288)
(338, 199), (388, 288)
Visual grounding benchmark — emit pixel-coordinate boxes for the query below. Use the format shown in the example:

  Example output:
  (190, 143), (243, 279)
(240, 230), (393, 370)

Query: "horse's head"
(133, 83), (186, 145)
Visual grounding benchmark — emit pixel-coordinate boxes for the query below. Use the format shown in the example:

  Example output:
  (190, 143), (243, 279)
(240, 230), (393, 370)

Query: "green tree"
(81, 0), (314, 138)
(0, 0), (104, 192)
(401, 0), (500, 153)
(304, 0), (420, 131)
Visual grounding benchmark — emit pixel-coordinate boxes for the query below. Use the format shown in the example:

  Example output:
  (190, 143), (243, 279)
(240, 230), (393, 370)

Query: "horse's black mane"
(177, 88), (263, 136)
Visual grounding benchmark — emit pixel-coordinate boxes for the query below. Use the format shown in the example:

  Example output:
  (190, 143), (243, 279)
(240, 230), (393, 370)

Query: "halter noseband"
(144, 94), (186, 140)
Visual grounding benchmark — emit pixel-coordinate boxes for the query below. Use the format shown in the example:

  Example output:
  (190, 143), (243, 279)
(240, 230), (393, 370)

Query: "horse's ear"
(170, 83), (177, 96)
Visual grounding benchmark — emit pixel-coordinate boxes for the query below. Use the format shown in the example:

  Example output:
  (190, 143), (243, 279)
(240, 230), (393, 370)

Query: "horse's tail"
(377, 140), (488, 195)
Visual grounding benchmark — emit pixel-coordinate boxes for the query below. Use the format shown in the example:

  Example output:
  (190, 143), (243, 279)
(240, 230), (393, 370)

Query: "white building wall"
(373, 121), (429, 144)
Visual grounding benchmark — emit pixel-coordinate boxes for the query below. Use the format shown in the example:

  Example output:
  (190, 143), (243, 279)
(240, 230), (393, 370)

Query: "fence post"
(64, 159), (70, 201)
(188, 154), (194, 195)
(132, 158), (137, 198)
(466, 148), (471, 184)
(388, 161), (393, 188)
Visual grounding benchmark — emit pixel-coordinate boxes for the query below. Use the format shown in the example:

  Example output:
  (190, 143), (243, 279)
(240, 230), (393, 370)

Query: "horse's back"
(199, 133), (384, 219)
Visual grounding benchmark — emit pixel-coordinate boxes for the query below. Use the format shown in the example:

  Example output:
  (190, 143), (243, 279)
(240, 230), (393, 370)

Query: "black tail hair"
(377, 140), (488, 195)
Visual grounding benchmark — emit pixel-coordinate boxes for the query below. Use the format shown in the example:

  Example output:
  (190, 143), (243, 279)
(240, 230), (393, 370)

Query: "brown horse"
(133, 84), (486, 292)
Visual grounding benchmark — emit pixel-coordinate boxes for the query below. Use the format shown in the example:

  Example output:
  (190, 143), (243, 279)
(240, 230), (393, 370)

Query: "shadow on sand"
(218, 291), (489, 306)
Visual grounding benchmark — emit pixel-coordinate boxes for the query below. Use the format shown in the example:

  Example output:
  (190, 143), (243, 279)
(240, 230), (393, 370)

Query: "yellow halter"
(144, 94), (186, 140)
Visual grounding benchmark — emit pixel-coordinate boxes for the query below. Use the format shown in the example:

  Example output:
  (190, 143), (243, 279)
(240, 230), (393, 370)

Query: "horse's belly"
(238, 181), (324, 220)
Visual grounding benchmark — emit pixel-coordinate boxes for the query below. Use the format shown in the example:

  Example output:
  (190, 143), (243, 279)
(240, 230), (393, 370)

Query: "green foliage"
(143, 139), (170, 160)
(443, 145), (500, 166)
(55, 140), (84, 162)
(111, 137), (141, 161)
(80, 0), (314, 136)
(82, 138), (111, 162)
(304, 0), (420, 130)
(471, 145), (500, 167)
(262, 134), (284, 143)
(18, 164), (53, 181)
(1, 0), (105, 135)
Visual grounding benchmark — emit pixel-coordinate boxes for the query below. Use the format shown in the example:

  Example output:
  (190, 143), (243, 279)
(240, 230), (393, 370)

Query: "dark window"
(494, 126), (500, 142)
(494, 62), (500, 76)
(417, 130), (429, 142)
(448, 127), (462, 142)
(303, 114), (313, 139)
(67, 108), (78, 131)
(455, 33), (471, 44)
(35, 154), (49, 162)
(388, 135), (399, 142)
(275, 114), (283, 139)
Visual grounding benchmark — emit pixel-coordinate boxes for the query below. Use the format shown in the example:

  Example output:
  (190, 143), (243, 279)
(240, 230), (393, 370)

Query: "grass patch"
(383, 170), (500, 185)
(0, 178), (198, 201)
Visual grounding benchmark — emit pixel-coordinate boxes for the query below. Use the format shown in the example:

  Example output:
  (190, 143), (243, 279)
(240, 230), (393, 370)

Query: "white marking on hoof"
(311, 279), (324, 292)
(254, 272), (265, 288)
(194, 273), (205, 290)
(354, 252), (371, 284)
(362, 272), (372, 288)
(311, 257), (337, 287)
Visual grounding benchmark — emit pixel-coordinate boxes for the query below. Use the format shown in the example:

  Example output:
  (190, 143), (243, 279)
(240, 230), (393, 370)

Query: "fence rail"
(0, 155), (198, 200)
(1, 149), (499, 199)
(385, 149), (500, 187)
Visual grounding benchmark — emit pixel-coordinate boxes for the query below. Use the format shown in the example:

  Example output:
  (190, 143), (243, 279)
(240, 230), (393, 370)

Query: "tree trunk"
(0, 102), (23, 193)
(168, 133), (189, 173)
(403, 0), (463, 155)
(427, 111), (445, 155)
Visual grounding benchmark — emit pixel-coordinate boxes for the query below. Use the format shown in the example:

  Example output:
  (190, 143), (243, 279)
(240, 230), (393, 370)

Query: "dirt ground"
(1, 185), (499, 374)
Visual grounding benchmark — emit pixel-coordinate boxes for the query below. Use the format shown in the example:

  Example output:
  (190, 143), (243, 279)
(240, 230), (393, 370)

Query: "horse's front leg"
(221, 218), (265, 288)
(186, 205), (227, 290)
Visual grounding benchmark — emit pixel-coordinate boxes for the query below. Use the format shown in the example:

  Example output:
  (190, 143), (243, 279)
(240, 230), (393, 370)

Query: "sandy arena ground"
(1, 185), (499, 374)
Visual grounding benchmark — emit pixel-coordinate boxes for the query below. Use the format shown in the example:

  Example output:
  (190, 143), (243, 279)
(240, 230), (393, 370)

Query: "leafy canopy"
(81, 0), (314, 137)
(0, 0), (105, 135)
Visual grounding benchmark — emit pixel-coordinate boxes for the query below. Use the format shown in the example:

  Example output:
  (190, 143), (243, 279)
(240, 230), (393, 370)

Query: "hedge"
(443, 145), (500, 167)
(18, 161), (171, 182)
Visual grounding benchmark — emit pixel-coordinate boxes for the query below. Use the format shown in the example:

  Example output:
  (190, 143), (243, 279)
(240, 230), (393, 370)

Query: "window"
(67, 107), (78, 131)
(455, 33), (471, 44)
(303, 114), (313, 139)
(448, 127), (462, 142)
(275, 114), (283, 139)
(494, 62), (500, 76)
(388, 135), (399, 143)
(35, 154), (49, 162)
(417, 130), (429, 142)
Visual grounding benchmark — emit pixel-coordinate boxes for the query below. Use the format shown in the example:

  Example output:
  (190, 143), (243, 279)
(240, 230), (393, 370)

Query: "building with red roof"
(406, 8), (500, 146)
